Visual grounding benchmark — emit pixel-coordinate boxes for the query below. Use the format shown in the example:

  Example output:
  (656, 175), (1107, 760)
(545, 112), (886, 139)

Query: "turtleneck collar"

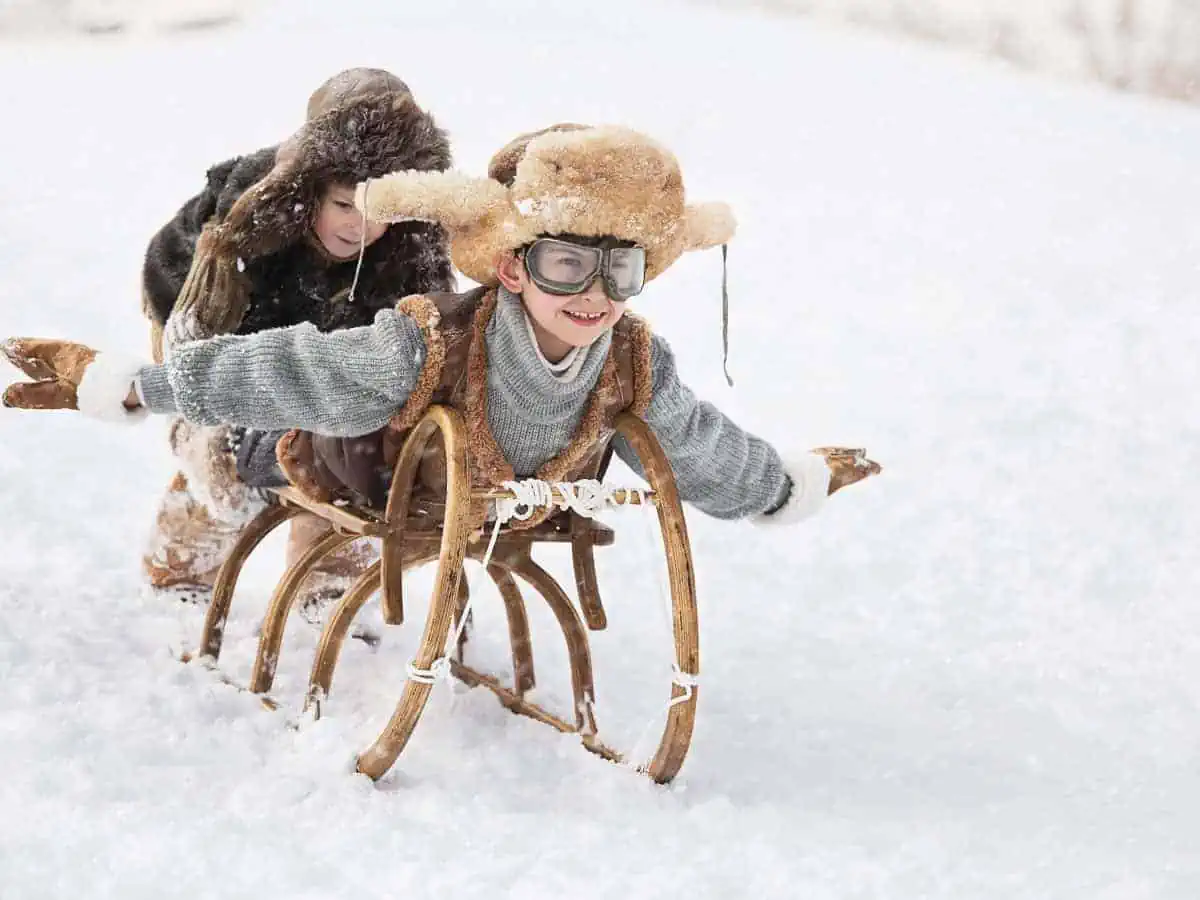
(484, 287), (612, 425)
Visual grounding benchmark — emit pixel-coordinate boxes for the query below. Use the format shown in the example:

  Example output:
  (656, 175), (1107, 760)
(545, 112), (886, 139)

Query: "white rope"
(670, 664), (700, 690)
(405, 657), (452, 685)
(404, 515), (504, 686)
(346, 182), (368, 304)
(496, 479), (555, 522)
(495, 478), (647, 523)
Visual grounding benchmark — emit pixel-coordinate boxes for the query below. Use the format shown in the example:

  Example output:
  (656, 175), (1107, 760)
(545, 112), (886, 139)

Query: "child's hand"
(812, 447), (882, 494)
(1, 338), (98, 410)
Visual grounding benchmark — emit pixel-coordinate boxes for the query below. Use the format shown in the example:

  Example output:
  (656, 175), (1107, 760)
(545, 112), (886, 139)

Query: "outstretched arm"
(3, 306), (430, 438)
(612, 335), (878, 522)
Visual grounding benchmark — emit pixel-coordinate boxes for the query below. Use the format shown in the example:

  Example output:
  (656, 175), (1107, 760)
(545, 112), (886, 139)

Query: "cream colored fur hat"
(354, 123), (735, 286)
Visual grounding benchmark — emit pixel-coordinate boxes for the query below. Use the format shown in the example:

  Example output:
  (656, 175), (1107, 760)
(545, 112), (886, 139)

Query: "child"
(134, 67), (456, 606)
(3, 124), (879, 528)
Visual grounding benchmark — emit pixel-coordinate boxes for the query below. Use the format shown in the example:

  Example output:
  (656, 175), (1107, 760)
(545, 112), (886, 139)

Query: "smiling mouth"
(562, 309), (606, 325)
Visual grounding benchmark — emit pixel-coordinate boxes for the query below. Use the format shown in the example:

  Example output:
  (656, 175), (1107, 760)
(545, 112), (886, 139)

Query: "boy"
(3, 124), (879, 526)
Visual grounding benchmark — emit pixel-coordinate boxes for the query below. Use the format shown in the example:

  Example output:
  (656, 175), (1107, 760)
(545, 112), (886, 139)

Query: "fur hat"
(217, 79), (451, 260)
(304, 67), (411, 121)
(354, 123), (735, 286)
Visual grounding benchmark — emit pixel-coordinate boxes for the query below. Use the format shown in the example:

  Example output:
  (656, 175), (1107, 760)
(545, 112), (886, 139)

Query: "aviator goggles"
(520, 237), (647, 302)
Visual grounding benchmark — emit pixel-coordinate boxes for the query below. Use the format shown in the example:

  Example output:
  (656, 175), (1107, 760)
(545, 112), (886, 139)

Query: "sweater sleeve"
(611, 334), (792, 519)
(136, 307), (427, 437)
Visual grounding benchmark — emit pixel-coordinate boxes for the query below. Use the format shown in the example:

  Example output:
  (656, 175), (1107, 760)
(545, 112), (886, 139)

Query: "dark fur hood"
(216, 91), (452, 260)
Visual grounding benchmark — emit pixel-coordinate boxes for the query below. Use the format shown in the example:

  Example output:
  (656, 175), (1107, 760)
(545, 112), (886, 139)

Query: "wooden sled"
(192, 406), (699, 784)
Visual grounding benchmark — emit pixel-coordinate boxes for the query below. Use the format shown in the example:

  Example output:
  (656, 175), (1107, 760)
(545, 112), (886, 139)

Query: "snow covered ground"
(2, 0), (1200, 896)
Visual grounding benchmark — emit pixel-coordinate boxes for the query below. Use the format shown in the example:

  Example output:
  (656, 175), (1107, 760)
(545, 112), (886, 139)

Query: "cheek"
(521, 292), (562, 330)
(313, 207), (337, 237)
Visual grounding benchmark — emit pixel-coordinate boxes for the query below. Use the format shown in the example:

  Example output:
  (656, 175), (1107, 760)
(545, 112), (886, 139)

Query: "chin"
(561, 330), (608, 348)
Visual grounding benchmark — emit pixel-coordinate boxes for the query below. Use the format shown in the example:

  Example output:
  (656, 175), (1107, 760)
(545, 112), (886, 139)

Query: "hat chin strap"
(302, 222), (369, 303)
(721, 243), (733, 387)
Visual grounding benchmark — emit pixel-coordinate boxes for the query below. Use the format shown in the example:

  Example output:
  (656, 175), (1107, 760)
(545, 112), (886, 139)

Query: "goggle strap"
(721, 243), (734, 387)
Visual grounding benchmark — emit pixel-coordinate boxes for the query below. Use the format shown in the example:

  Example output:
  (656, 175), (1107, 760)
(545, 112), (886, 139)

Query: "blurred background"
(4, 0), (1199, 104)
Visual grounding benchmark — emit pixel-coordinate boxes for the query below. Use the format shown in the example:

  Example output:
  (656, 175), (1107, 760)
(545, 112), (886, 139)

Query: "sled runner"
(192, 405), (700, 784)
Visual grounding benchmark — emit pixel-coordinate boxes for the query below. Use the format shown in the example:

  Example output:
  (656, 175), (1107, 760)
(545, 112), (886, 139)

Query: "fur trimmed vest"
(276, 287), (653, 529)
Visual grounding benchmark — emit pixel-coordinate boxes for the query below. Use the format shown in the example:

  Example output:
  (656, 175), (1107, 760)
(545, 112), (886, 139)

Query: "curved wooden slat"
(483, 564), (536, 695)
(248, 529), (358, 694)
(200, 503), (299, 661)
(496, 547), (599, 737)
(379, 414), (450, 626)
(614, 412), (700, 784)
(305, 559), (382, 711)
(570, 512), (608, 631)
(356, 406), (473, 780)
(306, 549), (439, 712)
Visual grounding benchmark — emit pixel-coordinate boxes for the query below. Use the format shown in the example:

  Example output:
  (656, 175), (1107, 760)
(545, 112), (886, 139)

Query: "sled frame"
(194, 405), (699, 784)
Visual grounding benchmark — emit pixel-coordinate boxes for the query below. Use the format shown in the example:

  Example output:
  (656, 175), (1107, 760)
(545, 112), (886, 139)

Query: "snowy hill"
(2, 0), (1200, 896)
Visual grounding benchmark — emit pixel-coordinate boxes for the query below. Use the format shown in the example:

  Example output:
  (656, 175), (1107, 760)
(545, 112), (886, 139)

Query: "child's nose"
(581, 280), (608, 303)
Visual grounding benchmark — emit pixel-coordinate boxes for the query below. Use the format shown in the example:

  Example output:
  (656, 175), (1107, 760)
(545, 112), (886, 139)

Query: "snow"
(3, 0), (1200, 896)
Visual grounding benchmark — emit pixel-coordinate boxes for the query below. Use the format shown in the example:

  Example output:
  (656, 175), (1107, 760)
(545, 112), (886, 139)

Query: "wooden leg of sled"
(485, 564), (536, 695)
(305, 559), (381, 711)
(615, 413), (700, 784)
(500, 546), (599, 738)
(200, 503), (299, 661)
(306, 546), (443, 712)
(248, 529), (359, 694)
(356, 406), (473, 781)
(379, 528), (406, 628)
(571, 511), (608, 631)
(379, 408), (455, 627)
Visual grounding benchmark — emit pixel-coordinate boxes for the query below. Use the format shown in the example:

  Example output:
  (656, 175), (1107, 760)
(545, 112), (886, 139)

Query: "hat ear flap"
(681, 201), (736, 251)
(221, 162), (316, 259)
(355, 171), (512, 232)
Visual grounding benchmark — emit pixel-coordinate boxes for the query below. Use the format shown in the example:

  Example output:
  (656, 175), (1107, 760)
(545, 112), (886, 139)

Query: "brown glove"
(1, 338), (98, 411)
(812, 447), (883, 495)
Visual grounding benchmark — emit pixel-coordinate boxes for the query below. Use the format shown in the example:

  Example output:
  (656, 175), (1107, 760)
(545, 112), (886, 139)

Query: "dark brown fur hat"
(217, 85), (450, 260)
(305, 68), (411, 121)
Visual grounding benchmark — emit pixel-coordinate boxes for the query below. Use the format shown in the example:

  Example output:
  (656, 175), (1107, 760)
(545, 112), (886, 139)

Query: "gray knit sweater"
(137, 289), (790, 519)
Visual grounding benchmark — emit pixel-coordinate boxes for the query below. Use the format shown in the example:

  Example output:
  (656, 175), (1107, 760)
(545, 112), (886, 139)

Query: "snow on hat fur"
(354, 123), (735, 286)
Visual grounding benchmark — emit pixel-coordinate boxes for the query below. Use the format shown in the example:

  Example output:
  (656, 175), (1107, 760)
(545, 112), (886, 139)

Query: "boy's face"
(495, 246), (628, 363)
(313, 184), (388, 259)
